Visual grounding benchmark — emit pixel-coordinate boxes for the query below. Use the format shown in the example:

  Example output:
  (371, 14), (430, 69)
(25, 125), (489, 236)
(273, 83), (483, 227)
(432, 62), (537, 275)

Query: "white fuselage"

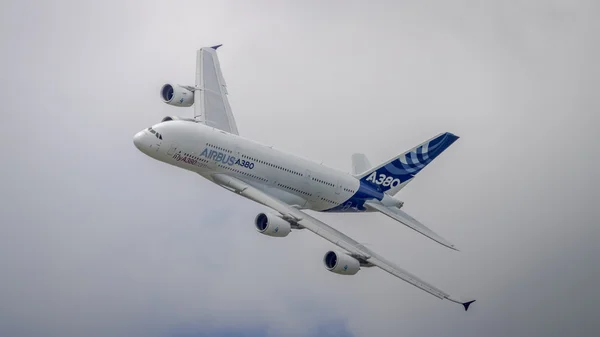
(133, 120), (393, 212)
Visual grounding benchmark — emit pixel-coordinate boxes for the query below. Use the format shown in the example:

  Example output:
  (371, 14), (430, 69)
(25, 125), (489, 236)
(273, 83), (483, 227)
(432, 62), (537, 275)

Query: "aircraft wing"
(194, 45), (239, 135)
(211, 173), (475, 311)
(365, 201), (458, 251)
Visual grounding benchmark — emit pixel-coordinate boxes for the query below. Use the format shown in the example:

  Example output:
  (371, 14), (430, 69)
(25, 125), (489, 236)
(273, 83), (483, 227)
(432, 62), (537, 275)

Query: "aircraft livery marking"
(364, 173), (401, 187)
(199, 147), (255, 169)
(172, 153), (205, 168)
(359, 132), (459, 193)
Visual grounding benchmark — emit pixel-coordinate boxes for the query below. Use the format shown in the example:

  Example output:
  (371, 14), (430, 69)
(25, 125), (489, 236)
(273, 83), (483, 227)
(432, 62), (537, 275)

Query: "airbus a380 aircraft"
(134, 45), (475, 311)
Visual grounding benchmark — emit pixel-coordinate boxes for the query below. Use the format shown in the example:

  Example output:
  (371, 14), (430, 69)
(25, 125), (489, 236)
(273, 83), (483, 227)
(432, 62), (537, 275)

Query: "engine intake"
(254, 213), (291, 237)
(160, 83), (194, 107)
(323, 251), (360, 275)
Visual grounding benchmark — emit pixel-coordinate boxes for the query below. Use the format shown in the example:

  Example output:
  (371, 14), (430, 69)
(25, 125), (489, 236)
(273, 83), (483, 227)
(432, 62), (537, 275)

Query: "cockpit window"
(147, 127), (162, 140)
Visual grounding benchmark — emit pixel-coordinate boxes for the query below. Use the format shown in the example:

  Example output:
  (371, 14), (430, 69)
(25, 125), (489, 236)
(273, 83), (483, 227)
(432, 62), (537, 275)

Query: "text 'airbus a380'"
(133, 45), (475, 311)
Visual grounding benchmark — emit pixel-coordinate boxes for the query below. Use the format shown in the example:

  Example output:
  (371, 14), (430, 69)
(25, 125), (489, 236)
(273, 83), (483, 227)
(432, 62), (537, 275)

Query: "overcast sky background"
(1, 1), (598, 336)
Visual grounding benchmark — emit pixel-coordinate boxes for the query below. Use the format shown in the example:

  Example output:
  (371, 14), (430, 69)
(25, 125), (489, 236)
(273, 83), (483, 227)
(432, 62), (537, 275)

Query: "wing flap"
(366, 201), (458, 251)
(351, 153), (372, 175)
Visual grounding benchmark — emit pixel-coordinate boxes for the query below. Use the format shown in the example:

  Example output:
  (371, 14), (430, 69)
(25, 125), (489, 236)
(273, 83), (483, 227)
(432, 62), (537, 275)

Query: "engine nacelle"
(161, 116), (197, 123)
(323, 251), (360, 275)
(254, 212), (291, 237)
(160, 83), (194, 107)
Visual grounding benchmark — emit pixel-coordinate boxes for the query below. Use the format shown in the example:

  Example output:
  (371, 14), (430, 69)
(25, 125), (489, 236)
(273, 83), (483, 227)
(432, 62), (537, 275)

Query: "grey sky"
(0, 0), (598, 336)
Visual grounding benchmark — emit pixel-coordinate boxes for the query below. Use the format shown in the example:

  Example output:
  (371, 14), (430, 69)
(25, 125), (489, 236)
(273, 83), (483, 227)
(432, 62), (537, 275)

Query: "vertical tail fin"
(356, 132), (459, 195)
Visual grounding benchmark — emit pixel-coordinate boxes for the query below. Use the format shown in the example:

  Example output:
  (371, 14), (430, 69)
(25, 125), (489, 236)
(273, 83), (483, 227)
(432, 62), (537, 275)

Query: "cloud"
(0, 0), (598, 336)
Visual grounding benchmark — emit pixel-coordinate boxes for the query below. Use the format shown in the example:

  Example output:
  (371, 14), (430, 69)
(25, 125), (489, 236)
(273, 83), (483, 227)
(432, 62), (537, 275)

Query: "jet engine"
(323, 251), (360, 275)
(161, 116), (197, 123)
(254, 212), (291, 237)
(160, 83), (194, 107)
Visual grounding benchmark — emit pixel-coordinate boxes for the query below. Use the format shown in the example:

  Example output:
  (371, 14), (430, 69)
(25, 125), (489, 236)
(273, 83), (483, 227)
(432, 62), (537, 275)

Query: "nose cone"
(133, 131), (145, 151)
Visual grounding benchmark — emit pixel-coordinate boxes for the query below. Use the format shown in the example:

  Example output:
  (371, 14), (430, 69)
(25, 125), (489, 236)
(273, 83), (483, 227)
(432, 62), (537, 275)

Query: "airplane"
(133, 45), (475, 311)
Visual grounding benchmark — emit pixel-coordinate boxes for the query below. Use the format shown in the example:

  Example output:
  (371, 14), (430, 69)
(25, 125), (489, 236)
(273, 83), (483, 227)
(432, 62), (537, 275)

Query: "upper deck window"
(147, 127), (162, 140)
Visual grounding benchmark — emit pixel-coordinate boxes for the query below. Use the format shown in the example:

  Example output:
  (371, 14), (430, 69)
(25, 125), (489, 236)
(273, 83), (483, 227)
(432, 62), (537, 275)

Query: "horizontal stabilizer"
(351, 153), (372, 175)
(365, 201), (457, 251)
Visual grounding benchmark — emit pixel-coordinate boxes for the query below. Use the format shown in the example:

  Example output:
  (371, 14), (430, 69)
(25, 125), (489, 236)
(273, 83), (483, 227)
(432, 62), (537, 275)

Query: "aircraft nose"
(133, 130), (145, 151)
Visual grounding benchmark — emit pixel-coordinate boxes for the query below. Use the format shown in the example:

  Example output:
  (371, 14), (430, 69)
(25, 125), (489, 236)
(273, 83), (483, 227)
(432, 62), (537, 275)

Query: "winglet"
(448, 297), (476, 311)
(210, 44), (223, 50)
(462, 300), (476, 311)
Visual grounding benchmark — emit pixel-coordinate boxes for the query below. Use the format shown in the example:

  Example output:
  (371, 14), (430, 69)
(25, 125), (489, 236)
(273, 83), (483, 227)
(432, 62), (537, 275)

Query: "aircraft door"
(304, 169), (312, 184)
(167, 143), (179, 156)
(305, 170), (322, 203)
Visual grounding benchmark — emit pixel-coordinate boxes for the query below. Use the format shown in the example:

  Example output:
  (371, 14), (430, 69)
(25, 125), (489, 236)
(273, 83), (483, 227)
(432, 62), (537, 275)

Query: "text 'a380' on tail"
(355, 132), (459, 195)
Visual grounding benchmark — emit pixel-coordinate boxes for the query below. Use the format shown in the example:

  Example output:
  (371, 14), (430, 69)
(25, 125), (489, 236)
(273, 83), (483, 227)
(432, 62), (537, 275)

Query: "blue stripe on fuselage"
(323, 180), (384, 212)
